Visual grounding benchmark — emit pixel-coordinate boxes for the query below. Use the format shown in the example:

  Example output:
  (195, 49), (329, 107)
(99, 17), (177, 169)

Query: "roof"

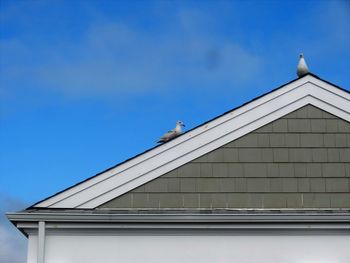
(30, 73), (350, 209)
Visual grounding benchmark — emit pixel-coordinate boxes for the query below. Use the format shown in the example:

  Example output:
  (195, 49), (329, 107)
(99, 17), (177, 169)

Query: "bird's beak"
(182, 124), (185, 127)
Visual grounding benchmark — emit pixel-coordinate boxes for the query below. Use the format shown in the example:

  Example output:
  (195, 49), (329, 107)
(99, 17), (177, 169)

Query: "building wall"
(100, 105), (350, 209)
(27, 233), (350, 263)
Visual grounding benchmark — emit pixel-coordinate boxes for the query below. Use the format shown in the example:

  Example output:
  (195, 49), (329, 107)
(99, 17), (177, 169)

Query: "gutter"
(7, 211), (350, 238)
(7, 211), (350, 223)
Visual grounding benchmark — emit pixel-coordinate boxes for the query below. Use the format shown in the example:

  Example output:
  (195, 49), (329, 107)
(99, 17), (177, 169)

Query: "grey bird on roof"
(297, 53), (309, 77)
(157, 121), (185, 143)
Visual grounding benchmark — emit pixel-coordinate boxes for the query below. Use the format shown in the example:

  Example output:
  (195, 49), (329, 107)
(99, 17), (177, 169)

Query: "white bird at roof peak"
(157, 120), (185, 143)
(297, 53), (309, 78)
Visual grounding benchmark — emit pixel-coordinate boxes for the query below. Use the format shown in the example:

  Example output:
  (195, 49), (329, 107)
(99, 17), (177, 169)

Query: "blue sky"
(0, 0), (349, 261)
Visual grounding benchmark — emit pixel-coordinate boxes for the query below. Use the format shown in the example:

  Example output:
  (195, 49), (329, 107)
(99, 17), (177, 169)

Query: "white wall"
(27, 234), (350, 263)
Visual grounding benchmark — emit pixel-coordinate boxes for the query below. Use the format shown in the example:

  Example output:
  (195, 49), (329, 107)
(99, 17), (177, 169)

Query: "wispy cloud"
(0, 195), (27, 263)
(0, 0), (349, 115)
(0, 6), (262, 99)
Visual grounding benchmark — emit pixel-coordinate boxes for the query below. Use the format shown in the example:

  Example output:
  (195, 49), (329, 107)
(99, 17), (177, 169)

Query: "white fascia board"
(34, 75), (350, 209)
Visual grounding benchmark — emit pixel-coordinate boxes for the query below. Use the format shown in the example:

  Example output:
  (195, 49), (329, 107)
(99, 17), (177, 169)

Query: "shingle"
(330, 194), (350, 208)
(234, 178), (247, 192)
(101, 193), (132, 208)
(192, 154), (208, 163)
(306, 163), (322, 177)
(183, 194), (199, 208)
(269, 134), (285, 147)
(178, 163), (200, 177)
(211, 193), (227, 208)
(247, 194), (264, 208)
(180, 178), (196, 192)
(337, 119), (350, 133)
(311, 119), (326, 132)
(261, 149), (273, 162)
(223, 148), (239, 162)
(272, 119), (288, 132)
(263, 194), (286, 208)
(298, 178), (310, 192)
(295, 106), (309, 118)
(309, 178), (326, 192)
(162, 169), (178, 178)
(219, 178), (236, 192)
(132, 185), (145, 193)
(327, 148), (340, 162)
(312, 149), (327, 162)
(345, 164), (350, 177)
(279, 163), (294, 177)
(283, 110), (297, 118)
(267, 163), (279, 177)
(132, 194), (150, 208)
(289, 149), (313, 162)
(300, 134), (323, 147)
(294, 164), (307, 177)
(322, 110), (337, 119)
(207, 148), (224, 162)
(199, 194), (212, 208)
(285, 194), (302, 208)
(339, 149), (350, 162)
(200, 163), (213, 177)
(133, 194), (160, 208)
(196, 178), (220, 192)
(285, 134), (300, 147)
(323, 134), (336, 147)
(244, 163), (267, 177)
(228, 163), (244, 177)
(269, 178), (283, 192)
(234, 134), (258, 147)
(326, 178), (349, 192)
(257, 133), (270, 147)
(273, 148), (289, 162)
(282, 178), (298, 192)
(256, 123), (273, 133)
(167, 178), (180, 192)
(326, 119), (338, 132)
(212, 163), (229, 177)
(303, 193), (331, 208)
(158, 193), (183, 208)
(239, 148), (261, 162)
(145, 179), (168, 192)
(247, 178), (269, 192)
(288, 119), (311, 132)
(148, 194), (162, 208)
(307, 105), (324, 118)
(227, 193), (249, 208)
(323, 164), (346, 178)
(335, 134), (347, 147)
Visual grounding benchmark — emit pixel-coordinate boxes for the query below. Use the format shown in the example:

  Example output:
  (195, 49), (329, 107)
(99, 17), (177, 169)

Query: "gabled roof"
(32, 73), (350, 209)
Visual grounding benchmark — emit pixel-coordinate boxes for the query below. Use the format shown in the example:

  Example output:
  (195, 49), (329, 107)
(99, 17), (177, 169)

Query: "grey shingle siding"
(100, 105), (350, 209)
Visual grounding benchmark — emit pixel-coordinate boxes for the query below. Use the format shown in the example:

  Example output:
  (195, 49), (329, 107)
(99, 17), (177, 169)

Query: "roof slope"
(32, 74), (350, 209)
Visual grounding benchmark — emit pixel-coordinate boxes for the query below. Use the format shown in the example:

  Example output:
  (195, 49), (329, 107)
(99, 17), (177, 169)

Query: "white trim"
(38, 221), (45, 263)
(34, 75), (350, 209)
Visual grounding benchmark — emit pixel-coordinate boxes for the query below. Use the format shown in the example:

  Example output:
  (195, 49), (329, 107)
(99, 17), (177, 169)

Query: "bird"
(157, 120), (185, 143)
(297, 53), (309, 77)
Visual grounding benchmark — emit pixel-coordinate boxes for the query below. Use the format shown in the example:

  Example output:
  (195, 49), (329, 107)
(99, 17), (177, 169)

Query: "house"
(7, 73), (350, 263)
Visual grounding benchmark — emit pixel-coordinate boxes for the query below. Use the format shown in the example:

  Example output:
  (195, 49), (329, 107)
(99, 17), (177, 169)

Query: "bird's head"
(176, 120), (185, 127)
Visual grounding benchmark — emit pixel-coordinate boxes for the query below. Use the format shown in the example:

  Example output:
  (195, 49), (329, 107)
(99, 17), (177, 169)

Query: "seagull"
(157, 121), (185, 143)
(297, 53), (309, 77)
